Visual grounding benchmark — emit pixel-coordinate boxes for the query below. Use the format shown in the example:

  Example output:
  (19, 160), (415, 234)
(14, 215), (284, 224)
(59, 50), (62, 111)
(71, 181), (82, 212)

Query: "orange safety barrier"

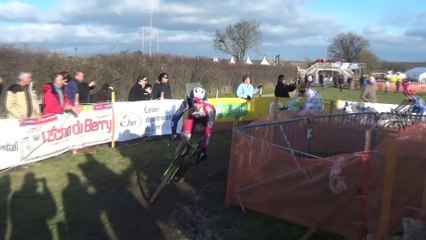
(226, 113), (426, 239)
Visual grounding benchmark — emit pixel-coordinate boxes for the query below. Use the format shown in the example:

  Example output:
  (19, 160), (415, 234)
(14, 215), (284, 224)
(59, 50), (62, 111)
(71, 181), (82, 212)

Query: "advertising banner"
(113, 100), (183, 141)
(210, 97), (292, 122)
(20, 103), (113, 163)
(0, 119), (21, 170)
(209, 98), (248, 121)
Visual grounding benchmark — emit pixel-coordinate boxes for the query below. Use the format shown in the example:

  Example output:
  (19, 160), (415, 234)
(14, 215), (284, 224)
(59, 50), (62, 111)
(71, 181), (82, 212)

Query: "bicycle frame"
(149, 140), (201, 203)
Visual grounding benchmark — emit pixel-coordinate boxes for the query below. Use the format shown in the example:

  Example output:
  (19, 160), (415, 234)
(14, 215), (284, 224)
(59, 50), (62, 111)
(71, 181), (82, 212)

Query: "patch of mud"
(168, 171), (242, 240)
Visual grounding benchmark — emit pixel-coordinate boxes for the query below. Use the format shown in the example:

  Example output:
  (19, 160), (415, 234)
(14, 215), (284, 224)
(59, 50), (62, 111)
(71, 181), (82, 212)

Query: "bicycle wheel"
(149, 153), (187, 203)
(383, 120), (403, 130)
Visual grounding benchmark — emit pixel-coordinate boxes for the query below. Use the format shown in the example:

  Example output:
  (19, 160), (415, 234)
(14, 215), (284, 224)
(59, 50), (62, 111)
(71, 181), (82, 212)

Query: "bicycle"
(149, 138), (202, 203)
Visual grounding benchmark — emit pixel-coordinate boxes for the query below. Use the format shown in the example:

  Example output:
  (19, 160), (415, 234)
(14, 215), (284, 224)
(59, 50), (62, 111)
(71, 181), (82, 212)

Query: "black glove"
(246, 95), (252, 100)
(257, 85), (263, 89)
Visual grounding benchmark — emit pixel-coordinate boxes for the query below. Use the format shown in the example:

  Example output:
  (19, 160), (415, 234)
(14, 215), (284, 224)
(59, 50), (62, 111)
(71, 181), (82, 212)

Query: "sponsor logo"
(119, 113), (141, 129)
(0, 141), (19, 152)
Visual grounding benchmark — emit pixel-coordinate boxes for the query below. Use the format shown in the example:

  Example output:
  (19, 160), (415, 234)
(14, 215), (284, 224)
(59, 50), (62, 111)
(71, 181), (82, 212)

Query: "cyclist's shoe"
(170, 133), (179, 142)
(198, 151), (207, 162)
(191, 151), (207, 166)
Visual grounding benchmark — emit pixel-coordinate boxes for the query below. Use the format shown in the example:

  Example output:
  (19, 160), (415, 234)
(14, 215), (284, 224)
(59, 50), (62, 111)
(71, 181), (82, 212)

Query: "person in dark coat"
(93, 83), (114, 103)
(128, 74), (151, 101)
(152, 72), (172, 99)
(274, 74), (296, 98)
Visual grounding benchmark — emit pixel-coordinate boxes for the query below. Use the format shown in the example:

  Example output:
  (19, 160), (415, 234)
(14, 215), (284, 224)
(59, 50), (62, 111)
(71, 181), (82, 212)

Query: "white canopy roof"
(260, 56), (270, 65)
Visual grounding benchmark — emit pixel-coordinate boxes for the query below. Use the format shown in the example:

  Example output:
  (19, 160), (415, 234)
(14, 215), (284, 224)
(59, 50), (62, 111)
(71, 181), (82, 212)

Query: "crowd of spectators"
(2, 69), (421, 121)
(1, 71), (174, 120)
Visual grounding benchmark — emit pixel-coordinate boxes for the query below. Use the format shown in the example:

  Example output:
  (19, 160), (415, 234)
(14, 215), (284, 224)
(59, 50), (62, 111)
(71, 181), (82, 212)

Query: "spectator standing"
(42, 73), (75, 115)
(152, 72), (172, 99)
(402, 79), (410, 95)
(384, 79), (390, 94)
(360, 76), (377, 103)
(236, 75), (262, 100)
(360, 75), (368, 90)
(0, 75), (4, 97)
(347, 77), (353, 89)
(76, 71), (96, 103)
(319, 73), (325, 88)
(274, 74), (296, 98)
(338, 74), (344, 92)
(64, 71), (79, 104)
(128, 74), (151, 101)
(5, 72), (41, 119)
(395, 79), (401, 93)
(93, 83), (114, 103)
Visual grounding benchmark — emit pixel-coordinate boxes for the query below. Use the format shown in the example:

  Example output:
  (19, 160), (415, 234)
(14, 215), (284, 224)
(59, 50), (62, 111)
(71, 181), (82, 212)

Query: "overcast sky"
(1, 0), (425, 62)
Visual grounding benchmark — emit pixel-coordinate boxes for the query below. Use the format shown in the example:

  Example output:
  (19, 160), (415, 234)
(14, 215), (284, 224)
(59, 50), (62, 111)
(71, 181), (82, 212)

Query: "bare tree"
(327, 32), (369, 62)
(213, 19), (261, 63)
(358, 50), (380, 73)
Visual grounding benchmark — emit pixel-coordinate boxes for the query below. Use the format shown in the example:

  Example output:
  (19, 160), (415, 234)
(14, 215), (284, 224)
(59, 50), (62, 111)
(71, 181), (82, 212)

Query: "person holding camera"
(236, 75), (262, 100)
(274, 74), (296, 98)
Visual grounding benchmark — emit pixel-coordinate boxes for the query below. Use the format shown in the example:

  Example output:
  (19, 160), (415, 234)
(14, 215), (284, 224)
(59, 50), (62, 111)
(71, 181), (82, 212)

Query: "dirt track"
(133, 131), (237, 240)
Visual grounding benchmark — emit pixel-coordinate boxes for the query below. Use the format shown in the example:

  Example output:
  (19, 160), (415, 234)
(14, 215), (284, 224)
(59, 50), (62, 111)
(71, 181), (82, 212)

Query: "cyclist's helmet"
(407, 88), (416, 97)
(190, 87), (207, 103)
(298, 84), (307, 94)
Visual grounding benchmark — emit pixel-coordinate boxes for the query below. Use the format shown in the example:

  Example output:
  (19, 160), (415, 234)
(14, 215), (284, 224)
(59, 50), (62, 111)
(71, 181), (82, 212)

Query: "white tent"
(245, 56), (253, 64)
(229, 56), (236, 64)
(405, 67), (426, 84)
(213, 57), (219, 62)
(260, 56), (270, 65)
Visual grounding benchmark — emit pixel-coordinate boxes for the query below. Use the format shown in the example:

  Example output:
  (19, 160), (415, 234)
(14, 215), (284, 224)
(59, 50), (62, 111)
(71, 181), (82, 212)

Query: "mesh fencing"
(226, 112), (426, 239)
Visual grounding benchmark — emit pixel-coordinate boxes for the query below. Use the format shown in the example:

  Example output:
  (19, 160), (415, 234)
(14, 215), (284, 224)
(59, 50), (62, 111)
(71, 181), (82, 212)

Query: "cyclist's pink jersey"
(173, 100), (216, 150)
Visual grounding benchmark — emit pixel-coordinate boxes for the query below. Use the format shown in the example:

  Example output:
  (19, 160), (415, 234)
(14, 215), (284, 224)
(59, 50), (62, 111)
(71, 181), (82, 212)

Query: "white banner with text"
(113, 100), (183, 141)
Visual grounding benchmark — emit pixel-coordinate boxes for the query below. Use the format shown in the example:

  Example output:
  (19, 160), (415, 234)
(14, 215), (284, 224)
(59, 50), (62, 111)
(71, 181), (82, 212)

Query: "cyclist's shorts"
(182, 118), (206, 134)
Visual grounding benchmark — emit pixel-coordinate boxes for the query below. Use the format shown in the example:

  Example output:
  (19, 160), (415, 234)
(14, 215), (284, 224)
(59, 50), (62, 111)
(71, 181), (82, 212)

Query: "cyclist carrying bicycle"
(393, 88), (425, 115)
(282, 83), (324, 116)
(171, 87), (216, 164)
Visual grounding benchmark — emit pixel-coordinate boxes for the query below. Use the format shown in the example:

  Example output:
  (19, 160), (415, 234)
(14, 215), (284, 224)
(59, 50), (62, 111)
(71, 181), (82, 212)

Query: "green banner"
(215, 103), (248, 119)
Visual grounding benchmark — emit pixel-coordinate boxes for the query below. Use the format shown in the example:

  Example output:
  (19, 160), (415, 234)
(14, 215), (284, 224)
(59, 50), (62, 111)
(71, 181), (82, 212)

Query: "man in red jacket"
(42, 73), (81, 115)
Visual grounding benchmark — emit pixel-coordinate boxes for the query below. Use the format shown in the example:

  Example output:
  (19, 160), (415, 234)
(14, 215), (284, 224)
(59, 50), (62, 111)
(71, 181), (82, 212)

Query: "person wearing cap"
(5, 72), (41, 119)
(360, 76), (377, 103)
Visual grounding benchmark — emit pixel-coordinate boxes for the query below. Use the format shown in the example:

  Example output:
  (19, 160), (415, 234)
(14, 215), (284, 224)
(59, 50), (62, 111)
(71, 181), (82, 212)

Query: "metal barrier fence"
(228, 111), (426, 239)
(239, 112), (424, 158)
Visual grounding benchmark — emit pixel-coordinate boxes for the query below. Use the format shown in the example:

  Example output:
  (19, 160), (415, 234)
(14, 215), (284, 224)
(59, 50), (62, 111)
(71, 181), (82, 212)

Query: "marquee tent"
(405, 67), (426, 84)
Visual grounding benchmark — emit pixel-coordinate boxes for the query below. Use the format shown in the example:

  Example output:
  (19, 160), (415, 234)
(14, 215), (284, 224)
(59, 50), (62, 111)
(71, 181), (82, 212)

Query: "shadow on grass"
(77, 153), (165, 239)
(0, 175), (10, 239)
(58, 172), (109, 239)
(10, 172), (56, 240)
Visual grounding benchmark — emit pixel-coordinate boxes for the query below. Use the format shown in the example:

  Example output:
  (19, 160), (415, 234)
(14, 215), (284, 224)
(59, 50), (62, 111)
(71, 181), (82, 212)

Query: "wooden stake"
(111, 91), (116, 148)
(377, 140), (397, 237)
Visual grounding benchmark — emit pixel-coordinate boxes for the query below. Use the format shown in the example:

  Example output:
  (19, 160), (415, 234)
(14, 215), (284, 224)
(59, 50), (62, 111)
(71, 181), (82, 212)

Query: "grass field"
(221, 84), (421, 105)
(1, 86), (409, 239)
